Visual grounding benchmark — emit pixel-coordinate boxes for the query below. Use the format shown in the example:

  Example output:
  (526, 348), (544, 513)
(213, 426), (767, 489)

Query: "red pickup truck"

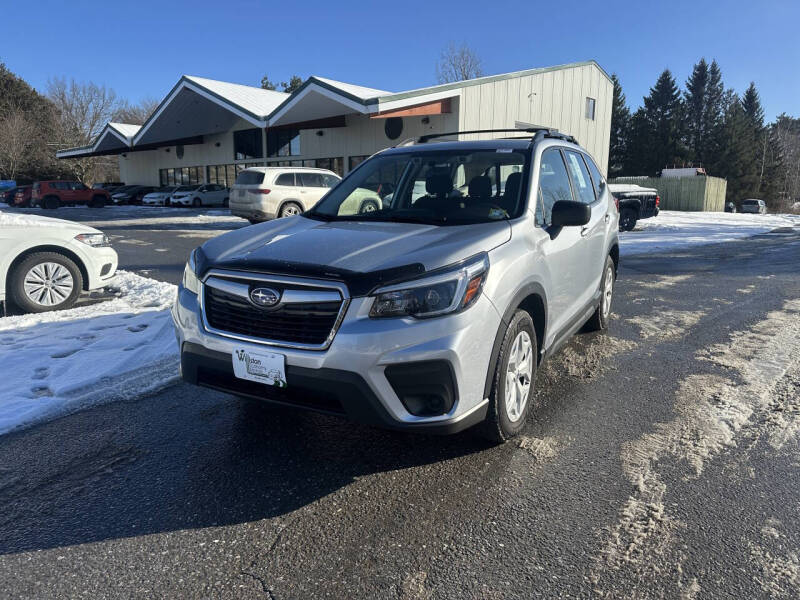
(32, 181), (110, 209)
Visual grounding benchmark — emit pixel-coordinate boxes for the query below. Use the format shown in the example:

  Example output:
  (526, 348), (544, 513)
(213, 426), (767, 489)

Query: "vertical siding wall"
(457, 64), (613, 174)
(610, 176), (728, 211)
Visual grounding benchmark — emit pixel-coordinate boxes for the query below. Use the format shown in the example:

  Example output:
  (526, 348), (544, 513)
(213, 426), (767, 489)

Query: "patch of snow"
(620, 211), (800, 256)
(0, 271), (178, 435)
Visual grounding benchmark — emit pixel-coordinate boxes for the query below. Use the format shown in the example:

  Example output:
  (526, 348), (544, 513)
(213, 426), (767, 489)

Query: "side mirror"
(551, 200), (590, 228)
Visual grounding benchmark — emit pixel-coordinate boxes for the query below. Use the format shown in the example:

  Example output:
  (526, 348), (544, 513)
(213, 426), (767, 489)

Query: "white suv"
(229, 167), (340, 223)
(173, 129), (619, 442)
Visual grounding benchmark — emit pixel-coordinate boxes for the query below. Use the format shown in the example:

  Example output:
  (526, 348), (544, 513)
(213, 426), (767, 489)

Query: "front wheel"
(9, 252), (83, 313)
(585, 256), (616, 332)
(192, 197), (201, 208)
(479, 310), (537, 443)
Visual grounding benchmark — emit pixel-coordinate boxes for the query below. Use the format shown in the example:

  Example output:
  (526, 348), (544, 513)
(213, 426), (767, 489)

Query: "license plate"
(232, 348), (287, 388)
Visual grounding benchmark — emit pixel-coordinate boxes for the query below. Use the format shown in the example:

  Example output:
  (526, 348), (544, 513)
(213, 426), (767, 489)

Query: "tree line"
(0, 62), (157, 185)
(609, 59), (799, 211)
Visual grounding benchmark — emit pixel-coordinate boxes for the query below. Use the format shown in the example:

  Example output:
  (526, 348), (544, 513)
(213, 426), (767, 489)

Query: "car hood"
(198, 216), (511, 292)
(0, 212), (102, 234)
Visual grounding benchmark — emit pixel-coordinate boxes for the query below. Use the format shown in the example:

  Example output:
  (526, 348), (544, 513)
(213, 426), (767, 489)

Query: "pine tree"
(741, 82), (768, 198)
(608, 74), (630, 177)
(699, 60), (725, 169)
(642, 69), (686, 173)
(624, 108), (652, 175)
(684, 58), (709, 164)
(712, 91), (757, 205)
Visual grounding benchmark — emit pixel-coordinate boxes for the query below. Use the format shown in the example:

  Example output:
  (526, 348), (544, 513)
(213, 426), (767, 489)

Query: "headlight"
(182, 249), (201, 294)
(74, 233), (111, 247)
(369, 254), (489, 319)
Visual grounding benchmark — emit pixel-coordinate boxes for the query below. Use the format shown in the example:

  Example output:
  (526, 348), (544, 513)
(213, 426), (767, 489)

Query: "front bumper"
(172, 197), (192, 205)
(171, 282), (501, 433)
(83, 245), (119, 290)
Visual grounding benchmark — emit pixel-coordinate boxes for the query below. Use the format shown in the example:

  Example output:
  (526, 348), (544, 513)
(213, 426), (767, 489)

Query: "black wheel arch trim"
(483, 281), (548, 399)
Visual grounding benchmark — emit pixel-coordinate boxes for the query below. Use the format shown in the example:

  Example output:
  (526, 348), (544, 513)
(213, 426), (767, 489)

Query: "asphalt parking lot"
(0, 208), (799, 598)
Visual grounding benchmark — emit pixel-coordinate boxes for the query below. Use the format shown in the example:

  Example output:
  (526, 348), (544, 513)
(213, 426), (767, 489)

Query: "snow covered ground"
(0, 271), (178, 435)
(620, 211), (800, 256)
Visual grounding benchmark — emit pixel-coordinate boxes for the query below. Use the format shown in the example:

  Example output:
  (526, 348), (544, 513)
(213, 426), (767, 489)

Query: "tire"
(222, 197), (229, 208)
(279, 202), (302, 218)
(247, 218), (261, 225)
(585, 255), (616, 332)
(192, 197), (201, 208)
(359, 199), (380, 214)
(619, 208), (637, 231)
(479, 310), (537, 443)
(43, 196), (60, 210)
(89, 195), (106, 208)
(9, 252), (83, 314)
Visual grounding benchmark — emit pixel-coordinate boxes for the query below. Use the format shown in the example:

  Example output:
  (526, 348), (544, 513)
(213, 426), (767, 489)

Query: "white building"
(57, 61), (613, 186)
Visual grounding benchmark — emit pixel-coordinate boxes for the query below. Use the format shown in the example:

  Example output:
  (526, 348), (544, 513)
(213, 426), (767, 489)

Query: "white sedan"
(0, 212), (118, 313)
(169, 184), (229, 207)
(142, 185), (181, 206)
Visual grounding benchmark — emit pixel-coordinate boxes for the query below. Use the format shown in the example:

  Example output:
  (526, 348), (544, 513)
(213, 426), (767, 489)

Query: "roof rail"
(415, 128), (578, 145)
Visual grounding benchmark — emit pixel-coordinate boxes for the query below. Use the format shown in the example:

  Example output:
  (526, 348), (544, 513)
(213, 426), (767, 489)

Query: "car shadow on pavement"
(0, 383), (494, 555)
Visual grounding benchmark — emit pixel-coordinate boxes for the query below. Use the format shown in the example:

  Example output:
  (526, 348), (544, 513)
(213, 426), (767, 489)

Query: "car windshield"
(175, 186), (194, 192)
(308, 148), (529, 225)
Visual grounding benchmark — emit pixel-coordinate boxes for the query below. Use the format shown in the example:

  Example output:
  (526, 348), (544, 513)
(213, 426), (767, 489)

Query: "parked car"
(0, 212), (117, 313)
(169, 183), (230, 207)
(32, 181), (110, 209)
(2, 186), (23, 205)
(229, 167), (340, 223)
(174, 129), (619, 442)
(12, 186), (33, 207)
(92, 182), (124, 192)
(142, 186), (181, 206)
(740, 199), (767, 214)
(110, 185), (156, 205)
(607, 183), (659, 231)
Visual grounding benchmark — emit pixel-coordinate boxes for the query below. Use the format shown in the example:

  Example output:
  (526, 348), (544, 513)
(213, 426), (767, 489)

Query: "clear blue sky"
(2, 0), (797, 121)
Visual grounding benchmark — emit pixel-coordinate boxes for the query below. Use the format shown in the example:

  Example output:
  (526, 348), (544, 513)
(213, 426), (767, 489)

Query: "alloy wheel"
(602, 265), (614, 318)
(505, 330), (533, 422)
(24, 262), (74, 307)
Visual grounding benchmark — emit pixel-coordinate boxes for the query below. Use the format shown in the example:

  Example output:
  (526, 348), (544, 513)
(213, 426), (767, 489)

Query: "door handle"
(604, 214), (611, 223)
(581, 225), (590, 237)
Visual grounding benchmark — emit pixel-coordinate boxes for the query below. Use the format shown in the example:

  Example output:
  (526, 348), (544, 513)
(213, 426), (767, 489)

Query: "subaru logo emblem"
(249, 287), (281, 307)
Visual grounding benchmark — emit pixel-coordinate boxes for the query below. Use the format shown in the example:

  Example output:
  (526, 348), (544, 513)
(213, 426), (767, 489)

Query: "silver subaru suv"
(172, 129), (619, 442)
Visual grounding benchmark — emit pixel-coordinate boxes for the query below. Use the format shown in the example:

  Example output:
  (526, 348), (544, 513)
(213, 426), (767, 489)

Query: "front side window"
(564, 150), (596, 205)
(310, 149), (529, 224)
(536, 149), (573, 226)
(234, 128), (264, 161)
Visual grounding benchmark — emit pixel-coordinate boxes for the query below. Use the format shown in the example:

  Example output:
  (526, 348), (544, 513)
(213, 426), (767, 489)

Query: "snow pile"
(0, 271), (179, 435)
(620, 210), (800, 256)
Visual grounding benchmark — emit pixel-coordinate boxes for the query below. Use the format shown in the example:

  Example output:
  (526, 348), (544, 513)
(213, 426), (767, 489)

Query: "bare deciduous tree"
(436, 42), (484, 84)
(113, 97), (159, 125)
(47, 78), (119, 183)
(0, 105), (37, 180)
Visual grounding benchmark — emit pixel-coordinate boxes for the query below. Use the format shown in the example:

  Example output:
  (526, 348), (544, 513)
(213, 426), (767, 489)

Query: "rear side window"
(235, 171), (265, 186)
(537, 149), (573, 226)
(274, 173), (296, 186)
(298, 172), (324, 187)
(583, 154), (605, 196)
(321, 174), (340, 188)
(564, 151), (596, 205)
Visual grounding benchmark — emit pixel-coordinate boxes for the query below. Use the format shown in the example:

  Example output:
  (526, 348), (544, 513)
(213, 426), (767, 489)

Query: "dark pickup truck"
(608, 183), (660, 231)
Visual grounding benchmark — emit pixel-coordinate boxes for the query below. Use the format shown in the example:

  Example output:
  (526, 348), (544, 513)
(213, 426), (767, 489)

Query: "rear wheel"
(10, 252), (83, 313)
(585, 256), (615, 332)
(619, 208), (637, 231)
(43, 196), (60, 210)
(279, 202), (302, 218)
(479, 310), (537, 443)
(359, 199), (380, 214)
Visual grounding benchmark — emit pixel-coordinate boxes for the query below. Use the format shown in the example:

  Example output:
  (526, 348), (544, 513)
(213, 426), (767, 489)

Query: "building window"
(267, 128), (300, 157)
(585, 97), (596, 120)
(315, 157), (344, 176)
(159, 166), (204, 187)
(348, 155), (369, 172)
(234, 128), (264, 161)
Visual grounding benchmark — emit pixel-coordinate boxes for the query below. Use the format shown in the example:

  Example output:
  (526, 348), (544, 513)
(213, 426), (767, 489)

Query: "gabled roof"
(310, 77), (390, 101)
(184, 76), (289, 118)
(108, 122), (141, 140)
(55, 122), (141, 158)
